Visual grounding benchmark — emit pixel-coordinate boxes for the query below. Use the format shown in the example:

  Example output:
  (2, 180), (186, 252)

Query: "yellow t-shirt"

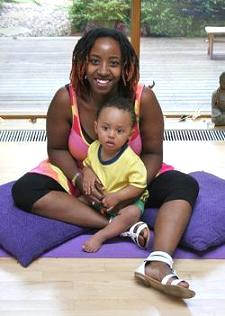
(83, 140), (147, 193)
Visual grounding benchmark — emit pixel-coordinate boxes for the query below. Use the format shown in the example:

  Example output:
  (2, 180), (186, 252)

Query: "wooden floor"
(0, 36), (225, 116)
(1, 133), (225, 315)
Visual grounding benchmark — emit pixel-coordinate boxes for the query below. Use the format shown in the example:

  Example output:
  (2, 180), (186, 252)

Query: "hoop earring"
(122, 73), (127, 86)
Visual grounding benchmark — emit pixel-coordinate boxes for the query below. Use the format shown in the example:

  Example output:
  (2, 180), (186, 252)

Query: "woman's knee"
(150, 170), (200, 209)
(172, 172), (199, 209)
(12, 175), (33, 211)
(12, 172), (59, 212)
(182, 173), (199, 205)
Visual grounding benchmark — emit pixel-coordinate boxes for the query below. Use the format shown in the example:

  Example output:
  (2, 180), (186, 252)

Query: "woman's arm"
(46, 86), (79, 182)
(139, 86), (164, 184)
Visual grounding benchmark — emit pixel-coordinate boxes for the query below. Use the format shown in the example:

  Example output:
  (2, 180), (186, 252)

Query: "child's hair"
(70, 27), (139, 100)
(96, 96), (136, 127)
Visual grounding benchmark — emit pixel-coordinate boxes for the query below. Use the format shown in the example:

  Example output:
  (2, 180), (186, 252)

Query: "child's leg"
(82, 205), (142, 252)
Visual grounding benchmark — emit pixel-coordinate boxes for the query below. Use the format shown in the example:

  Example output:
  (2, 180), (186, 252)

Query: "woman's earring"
(84, 74), (88, 80)
(122, 73), (126, 86)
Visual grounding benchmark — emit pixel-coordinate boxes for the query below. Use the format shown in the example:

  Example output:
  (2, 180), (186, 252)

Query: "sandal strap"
(134, 222), (148, 241)
(171, 278), (185, 286)
(120, 221), (149, 249)
(161, 273), (177, 285)
(120, 221), (147, 240)
(127, 222), (147, 247)
(144, 251), (174, 269)
(162, 273), (185, 286)
(129, 221), (147, 234)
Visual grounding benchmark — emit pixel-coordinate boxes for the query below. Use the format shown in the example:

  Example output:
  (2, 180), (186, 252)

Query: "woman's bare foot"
(82, 235), (105, 252)
(145, 261), (189, 288)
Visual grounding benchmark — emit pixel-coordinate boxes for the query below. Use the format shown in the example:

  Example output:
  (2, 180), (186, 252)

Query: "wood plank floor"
(0, 37), (225, 116)
(1, 134), (225, 315)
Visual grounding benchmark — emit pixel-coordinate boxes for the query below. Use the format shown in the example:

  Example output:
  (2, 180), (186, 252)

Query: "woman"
(12, 28), (199, 299)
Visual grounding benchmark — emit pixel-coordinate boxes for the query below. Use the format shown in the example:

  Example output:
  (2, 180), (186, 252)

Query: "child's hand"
(99, 205), (115, 217)
(102, 192), (121, 211)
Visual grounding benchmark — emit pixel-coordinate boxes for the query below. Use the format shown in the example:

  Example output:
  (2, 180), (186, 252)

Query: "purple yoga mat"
(1, 232), (225, 260)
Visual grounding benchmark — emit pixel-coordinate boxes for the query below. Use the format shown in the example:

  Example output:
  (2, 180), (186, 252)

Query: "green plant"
(177, 0), (225, 36)
(141, 0), (193, 37)
(69, 0), (130, 33)
(69, 0), (225, 37)
(141, 0), (225, 37)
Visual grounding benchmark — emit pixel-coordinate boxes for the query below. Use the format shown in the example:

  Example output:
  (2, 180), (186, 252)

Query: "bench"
(205, 26), (225, 59)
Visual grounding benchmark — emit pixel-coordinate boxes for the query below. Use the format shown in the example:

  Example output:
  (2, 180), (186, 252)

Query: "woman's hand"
(82, 166), (104, 204)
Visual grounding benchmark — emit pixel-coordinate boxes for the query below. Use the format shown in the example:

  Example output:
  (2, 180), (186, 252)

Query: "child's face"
(95, 107), (133, 153)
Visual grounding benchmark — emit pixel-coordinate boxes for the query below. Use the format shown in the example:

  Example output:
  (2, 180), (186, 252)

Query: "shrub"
(69, 0), (225, 37)
(69, 0), (130, 34)
(141, 0), (192, 37)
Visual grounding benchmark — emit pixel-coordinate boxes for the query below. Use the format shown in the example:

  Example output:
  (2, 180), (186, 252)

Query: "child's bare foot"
(82, 235), (105, 252)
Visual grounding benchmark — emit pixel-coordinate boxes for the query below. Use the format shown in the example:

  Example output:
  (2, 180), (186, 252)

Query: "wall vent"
(165, 129), (225, 141)
(0, 129), (47, 142)
(0, 129), (225, 142)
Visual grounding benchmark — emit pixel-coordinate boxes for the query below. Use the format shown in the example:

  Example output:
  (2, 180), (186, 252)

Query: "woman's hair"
(96, 96), (136, 127)
(70, 27), (139, 100)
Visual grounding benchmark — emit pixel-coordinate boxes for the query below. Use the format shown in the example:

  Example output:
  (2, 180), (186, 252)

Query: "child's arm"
(102, 185), (144, 212)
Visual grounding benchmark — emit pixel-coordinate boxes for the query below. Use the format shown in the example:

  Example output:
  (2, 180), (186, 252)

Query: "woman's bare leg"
(145, 200), (192, 288)
(32, 191), (108, 228)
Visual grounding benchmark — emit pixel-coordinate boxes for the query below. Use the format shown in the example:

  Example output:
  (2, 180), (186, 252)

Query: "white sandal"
(120, 221), (150, 249)
(135, 251), (195, 299)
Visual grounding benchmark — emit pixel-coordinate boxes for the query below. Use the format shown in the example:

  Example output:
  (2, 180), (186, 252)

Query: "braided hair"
(70, 27), (139, 100)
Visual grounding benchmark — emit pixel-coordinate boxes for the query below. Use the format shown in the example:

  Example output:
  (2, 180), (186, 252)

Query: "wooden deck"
(0, 36), (225, 117)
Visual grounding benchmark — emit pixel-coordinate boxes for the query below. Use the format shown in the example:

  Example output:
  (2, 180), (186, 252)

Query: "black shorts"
(146, 170), (199, 209)
(12, 170), (199, 212)
(12, 173), (66, 212)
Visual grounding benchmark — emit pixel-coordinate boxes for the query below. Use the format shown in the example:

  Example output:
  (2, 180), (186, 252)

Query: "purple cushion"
(0, 181), (87, 267)
(142, 171), (225, 252)
(0, 171), (224, 267)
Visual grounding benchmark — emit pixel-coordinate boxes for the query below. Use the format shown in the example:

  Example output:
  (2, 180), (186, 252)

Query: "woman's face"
(86, 37), (122, 96)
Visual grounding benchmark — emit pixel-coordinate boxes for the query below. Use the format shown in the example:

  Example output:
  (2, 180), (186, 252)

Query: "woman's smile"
(95, 78), (112, 88)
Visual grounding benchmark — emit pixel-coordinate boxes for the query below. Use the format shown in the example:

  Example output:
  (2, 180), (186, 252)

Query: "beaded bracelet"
(71, 172), (81, 186)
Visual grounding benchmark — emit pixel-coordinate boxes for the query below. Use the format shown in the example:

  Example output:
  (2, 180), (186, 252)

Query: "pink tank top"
(31, 83), (173, 194)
